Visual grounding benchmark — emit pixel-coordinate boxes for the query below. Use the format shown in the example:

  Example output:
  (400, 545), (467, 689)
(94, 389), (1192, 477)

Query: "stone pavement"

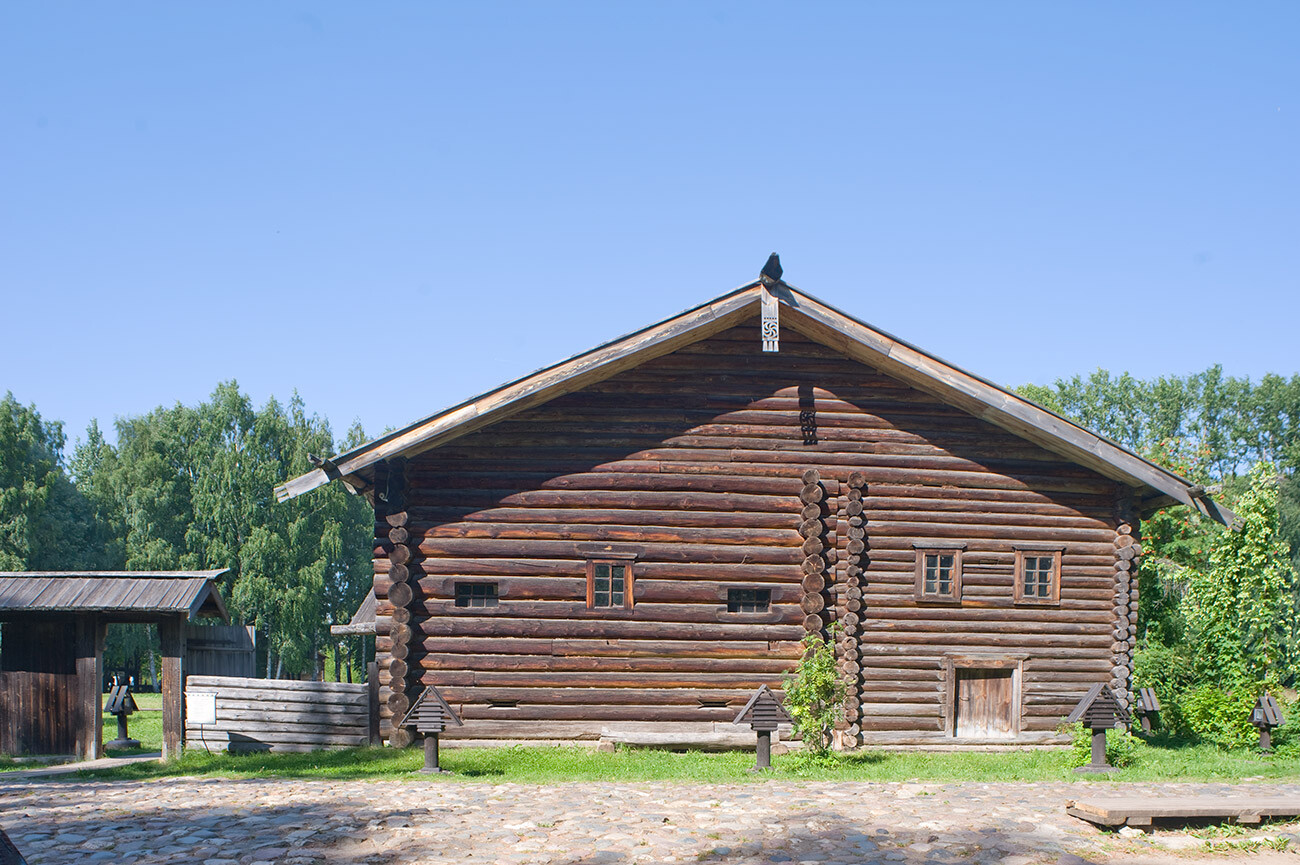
(1, 777), (1299, 865)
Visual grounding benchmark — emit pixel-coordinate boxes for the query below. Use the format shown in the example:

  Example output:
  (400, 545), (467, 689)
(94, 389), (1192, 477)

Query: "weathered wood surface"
(371, 321), (1135, 741)
(184, 675), (369, 753)
(1066, 796), (1300, 828)
(184, 624), (256, 678)
(159, 615), (185, 761)
(0, 620), (78, 756)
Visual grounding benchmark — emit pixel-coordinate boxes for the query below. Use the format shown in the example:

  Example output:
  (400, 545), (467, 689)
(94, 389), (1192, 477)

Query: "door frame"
(942, 653), (1026, 738)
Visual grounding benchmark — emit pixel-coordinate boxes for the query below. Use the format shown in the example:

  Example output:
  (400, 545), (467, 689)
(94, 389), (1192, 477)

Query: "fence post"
(368, 660), (380, 746)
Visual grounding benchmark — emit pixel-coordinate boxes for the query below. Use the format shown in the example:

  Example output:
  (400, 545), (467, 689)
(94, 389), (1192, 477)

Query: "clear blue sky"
(3, 3), (1297, 452)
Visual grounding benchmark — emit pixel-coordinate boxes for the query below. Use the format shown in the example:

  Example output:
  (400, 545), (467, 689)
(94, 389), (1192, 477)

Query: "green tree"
(73, 382), (373, 679)
(1182, 463), (1294, 688)
(0, 393), (101, 570)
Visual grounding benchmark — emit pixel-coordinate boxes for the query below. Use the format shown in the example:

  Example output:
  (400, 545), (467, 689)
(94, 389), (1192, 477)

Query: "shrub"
(1060, 721), (1141, 768)
(782, 630), (845, 754)
(1178, 686), (1258, 750)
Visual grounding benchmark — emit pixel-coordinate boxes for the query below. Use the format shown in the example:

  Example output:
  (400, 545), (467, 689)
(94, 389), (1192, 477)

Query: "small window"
(727, 588), (771, 613)
(455, 582), (498, 608)
(1014, 547), (1062, 605)
(587, 560), (632, 609)
(915, 546), (962, 601)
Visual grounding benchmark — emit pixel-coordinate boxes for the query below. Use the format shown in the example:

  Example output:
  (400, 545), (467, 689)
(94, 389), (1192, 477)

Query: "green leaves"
(781, 631), (845, 755)
(1182, 463), (1294, 688)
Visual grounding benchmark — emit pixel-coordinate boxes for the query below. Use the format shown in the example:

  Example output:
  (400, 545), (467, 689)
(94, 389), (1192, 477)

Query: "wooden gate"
(954, 668), (1015, 738)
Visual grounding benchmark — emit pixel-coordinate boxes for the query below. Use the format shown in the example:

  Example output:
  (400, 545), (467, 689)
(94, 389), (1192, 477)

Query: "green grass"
(66, 738), (1300, 784)
(0, 692), (163, 770)
(103, 691), (164, 756)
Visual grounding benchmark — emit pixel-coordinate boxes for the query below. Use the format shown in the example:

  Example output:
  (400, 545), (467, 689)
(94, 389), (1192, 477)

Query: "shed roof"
(0, 571), (231, 622)
(275, 274), (1231, 524)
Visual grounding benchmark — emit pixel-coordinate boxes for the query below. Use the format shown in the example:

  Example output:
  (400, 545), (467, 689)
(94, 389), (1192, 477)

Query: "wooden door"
(954, 668), (1015, 738)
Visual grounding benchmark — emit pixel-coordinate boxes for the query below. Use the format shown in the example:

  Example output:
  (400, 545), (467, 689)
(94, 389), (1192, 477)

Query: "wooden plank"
(1065, 797), (1300, 828)
(74, 615), (104, 761)
(159, 615), (184, 761)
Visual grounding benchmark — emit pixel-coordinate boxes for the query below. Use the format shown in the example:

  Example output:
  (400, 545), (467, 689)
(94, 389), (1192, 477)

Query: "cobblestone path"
(3, 778), (1300, 865)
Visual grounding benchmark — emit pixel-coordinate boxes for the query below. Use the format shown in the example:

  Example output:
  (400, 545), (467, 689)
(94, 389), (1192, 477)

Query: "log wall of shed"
(372, 319), (1133, 742)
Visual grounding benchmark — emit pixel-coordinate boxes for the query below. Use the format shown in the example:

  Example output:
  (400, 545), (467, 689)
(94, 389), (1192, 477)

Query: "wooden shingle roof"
(275, 274), (1232, 525)
(0, 570), (230, 622)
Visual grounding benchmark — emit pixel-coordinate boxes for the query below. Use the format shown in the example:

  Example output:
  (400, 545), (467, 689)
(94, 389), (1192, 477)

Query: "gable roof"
(0, 570), (231, 622)
(275, 279), (1231, 524)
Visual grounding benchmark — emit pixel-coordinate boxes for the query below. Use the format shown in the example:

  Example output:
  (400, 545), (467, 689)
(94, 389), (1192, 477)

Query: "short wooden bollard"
(399, 685), (463, 774)
(1134, 687), (1161, 735)
(104, 684), (140, 750)
(1066, 684), (1132, 773)
(733, 684), (793, 772)
(1251, 693), (1285, 754)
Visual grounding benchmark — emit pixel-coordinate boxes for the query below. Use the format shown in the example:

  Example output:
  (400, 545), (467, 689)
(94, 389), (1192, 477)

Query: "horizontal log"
(186, 676), (367, 696)
(184, 729), (368, 746)
(438, 687), (761, 706)
(411, 576), (802, 605)
(417, 522), (802, 548)
(406, 652), (798, 675)
(413, 599), (803, 625)
(412, 617), (806, 641)
(411, 538), (802, 565)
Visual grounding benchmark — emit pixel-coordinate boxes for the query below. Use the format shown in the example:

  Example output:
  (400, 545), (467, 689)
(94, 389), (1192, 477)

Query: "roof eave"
(276, 283), (766, 502)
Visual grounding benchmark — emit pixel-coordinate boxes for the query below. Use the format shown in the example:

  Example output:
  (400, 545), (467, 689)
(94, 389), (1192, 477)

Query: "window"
(914, 544), (963, 601)
(455, 582), (498, 608)
(1013, 547), (1062, 604)
(727, 588), (771, 613)
(587, 560), (632, 609)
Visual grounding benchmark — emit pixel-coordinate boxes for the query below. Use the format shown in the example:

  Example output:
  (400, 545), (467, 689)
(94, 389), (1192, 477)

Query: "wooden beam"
(159, 614), (186, 760)
(74, 614), (105, 761)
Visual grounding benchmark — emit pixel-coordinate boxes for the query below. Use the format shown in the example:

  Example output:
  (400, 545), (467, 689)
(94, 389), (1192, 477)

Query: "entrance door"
(954, 668), (1015, 738)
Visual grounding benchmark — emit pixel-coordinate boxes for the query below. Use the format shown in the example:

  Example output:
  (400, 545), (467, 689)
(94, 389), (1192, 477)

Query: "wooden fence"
(184, 675), (372, 753)
(184, 624), (256, 679)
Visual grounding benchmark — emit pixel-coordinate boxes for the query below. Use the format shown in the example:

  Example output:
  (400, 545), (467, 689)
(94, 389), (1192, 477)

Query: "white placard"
(187, 691), (217, 725)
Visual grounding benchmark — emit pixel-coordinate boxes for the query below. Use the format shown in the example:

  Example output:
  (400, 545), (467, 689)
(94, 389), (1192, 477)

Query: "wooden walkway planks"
(1067, 796), (1300, 827)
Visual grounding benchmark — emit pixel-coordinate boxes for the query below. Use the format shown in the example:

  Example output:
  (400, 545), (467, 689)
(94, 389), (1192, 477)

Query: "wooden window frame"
(586, 558), (635, 610)
(453, 581), (499, 609)
(725, 587), (772, 614)
(1013, 545), (1063, 605)
(913, 542), (965, 603)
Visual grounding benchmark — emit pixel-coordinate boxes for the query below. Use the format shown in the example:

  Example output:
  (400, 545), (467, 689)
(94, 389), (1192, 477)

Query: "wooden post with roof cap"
(733, 684), (794, 771)
(1066, 684), (1132, 773)
(400, 685), (463, 773)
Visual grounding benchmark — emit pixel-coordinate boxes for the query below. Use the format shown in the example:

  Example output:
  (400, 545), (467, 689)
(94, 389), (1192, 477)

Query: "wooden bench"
(1067, 796), (1300, 828)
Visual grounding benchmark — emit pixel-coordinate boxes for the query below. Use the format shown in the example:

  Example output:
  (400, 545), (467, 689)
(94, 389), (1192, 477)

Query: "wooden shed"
(277, 264), (1231, 746)
(0, 570), (228, 759)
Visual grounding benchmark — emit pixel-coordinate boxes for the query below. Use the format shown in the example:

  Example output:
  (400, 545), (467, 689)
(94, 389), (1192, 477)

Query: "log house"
(278, 268), (1231, 746)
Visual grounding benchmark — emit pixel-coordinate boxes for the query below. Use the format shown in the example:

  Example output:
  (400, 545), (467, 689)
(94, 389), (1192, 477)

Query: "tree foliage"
(1182, 463), (1294, 688)
(1021, 369), (1300, 748)
(781, 631), (844, 754)
(0, 393), (102, 571)
(59, 382), (373, 679)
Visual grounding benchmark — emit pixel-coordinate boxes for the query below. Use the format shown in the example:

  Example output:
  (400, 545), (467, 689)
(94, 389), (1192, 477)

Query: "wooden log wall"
(372, 319), (1137, 743)
(184, 675), (369, 753)
(1111, 495), (1142, 709)
(834, 472), (869, 746)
